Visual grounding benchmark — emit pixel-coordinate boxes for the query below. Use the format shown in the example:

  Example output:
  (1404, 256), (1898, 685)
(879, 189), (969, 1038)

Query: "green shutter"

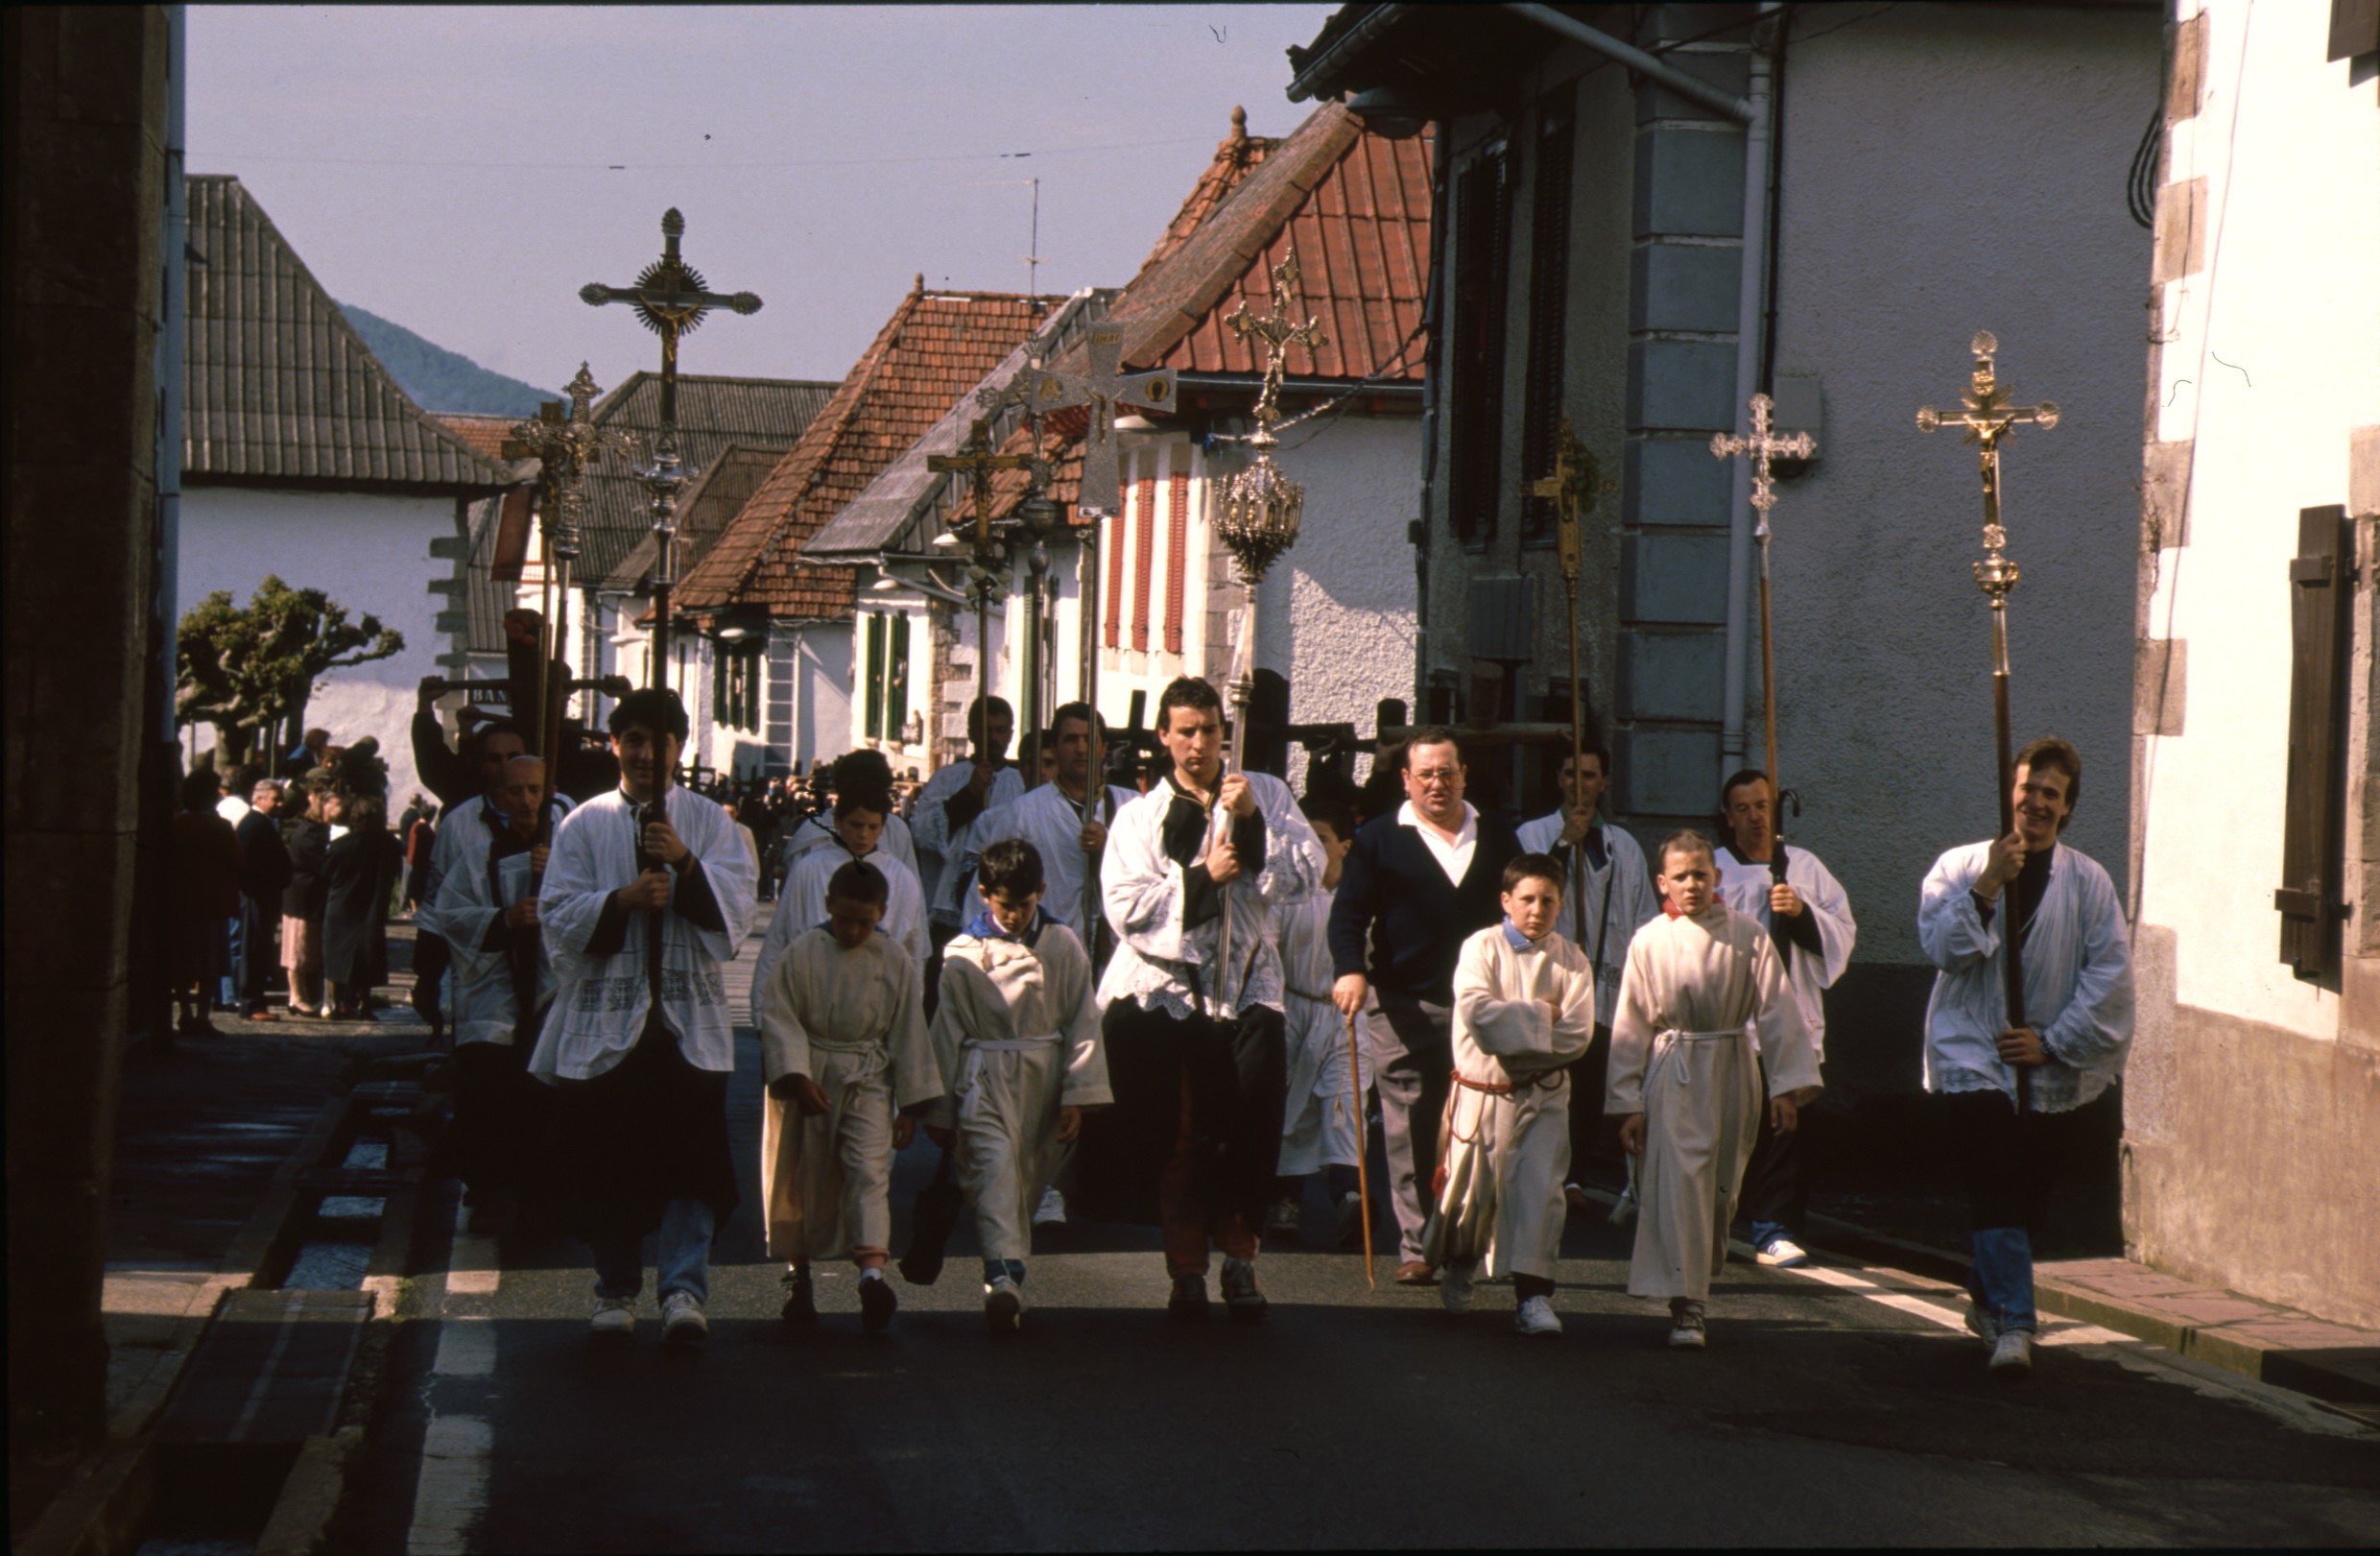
(888, 612), (911, 740)
(865, 613), (886, 740)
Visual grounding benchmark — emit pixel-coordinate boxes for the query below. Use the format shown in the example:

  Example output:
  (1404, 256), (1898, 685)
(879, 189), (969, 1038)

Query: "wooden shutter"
(2275, 505), (2352, 979)
(1104, 508), (1127, 649)
(1163, 467), (1191, 654)
(1448, 143), (1512, 545)
(864, 612), (887, 741)
(1131, 469), (1157, 653)
(1520, 87), (1576, 543)
(888, 612), (910, 738)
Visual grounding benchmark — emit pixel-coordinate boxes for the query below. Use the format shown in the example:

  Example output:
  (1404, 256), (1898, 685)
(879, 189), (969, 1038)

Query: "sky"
(188, 4), (1342, 395)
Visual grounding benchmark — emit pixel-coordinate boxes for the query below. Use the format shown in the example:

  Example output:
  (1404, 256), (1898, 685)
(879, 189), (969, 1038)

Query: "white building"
(177, 175), (512, 803)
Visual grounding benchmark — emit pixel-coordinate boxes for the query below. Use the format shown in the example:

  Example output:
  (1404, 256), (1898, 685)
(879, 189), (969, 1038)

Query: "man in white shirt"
(1918, 735), (2131, 1376)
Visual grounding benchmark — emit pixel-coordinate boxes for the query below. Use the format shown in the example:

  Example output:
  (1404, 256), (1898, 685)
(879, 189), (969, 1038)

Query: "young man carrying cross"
(532, 689), (759, 1345)
(1714, 769), (1856, 1268)
(1515, 741), (1661, 1211)
(1918, 735), (2132, 1376)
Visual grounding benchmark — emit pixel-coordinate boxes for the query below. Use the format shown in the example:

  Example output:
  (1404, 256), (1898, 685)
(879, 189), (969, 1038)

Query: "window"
(1448, 141), (1512, 546)
(887, 612), (910, 741)
(864, 612), (887, 740)
(1520, 87), (1577, 544)
(712, 640), (762, 732)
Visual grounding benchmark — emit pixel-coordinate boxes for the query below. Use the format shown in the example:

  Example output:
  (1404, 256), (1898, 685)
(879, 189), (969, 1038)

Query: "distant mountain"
(339, 302), (556, 417)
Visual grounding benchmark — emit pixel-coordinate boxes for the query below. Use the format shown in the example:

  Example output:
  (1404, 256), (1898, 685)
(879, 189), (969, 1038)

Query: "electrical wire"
(191, 136), (1218, 174)
(2127, 96), (2161, 229)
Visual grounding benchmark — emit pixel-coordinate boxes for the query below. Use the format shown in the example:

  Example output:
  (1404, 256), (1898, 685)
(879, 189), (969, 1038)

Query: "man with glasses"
(1328, 729), (1523, 1284)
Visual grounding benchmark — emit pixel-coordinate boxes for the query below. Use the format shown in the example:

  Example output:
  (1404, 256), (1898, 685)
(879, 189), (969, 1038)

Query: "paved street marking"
(406, 1411), (494, 1556)
(447, 1233), (502, 1295)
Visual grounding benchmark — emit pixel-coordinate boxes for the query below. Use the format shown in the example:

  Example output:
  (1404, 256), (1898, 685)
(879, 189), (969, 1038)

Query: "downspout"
(1718, 3), (1781, 778)
(1414, 122), (1449, 720)
(1504, 4), (1753, 122)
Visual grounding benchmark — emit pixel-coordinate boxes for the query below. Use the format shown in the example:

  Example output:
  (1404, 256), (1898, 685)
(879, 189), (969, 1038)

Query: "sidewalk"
(9, 925), (434, 1549)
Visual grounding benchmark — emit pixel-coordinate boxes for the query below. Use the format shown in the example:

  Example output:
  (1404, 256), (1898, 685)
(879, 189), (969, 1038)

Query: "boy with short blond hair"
(1606, 830), (1818, 1350)
(929, 838), (1111, 1331)
(756, 860), (942, 1333)
(1423, 852), (1599, 1335)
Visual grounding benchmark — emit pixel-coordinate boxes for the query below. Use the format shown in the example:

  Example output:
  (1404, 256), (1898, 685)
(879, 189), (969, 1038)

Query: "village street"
(326, 909), (2380, 1554)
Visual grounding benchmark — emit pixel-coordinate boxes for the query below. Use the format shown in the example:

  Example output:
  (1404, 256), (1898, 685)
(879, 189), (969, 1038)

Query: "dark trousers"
(1941, 1087), (2088, 1236)
(1095, 999), (1287, 1263)
(1739, 1057), (1811, 1242)
(1370, 994), (1454, 1261)
(1563, 1023), (1613, 1185)
(235, 898), (280, 1014)
(412, 930), (451, 1030)
(453, 1040), (534, 1200)
(923, 919), (962, 1021)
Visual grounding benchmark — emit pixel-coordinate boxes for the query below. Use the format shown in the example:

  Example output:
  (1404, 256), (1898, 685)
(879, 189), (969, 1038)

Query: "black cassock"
(321, 826), (400, 989)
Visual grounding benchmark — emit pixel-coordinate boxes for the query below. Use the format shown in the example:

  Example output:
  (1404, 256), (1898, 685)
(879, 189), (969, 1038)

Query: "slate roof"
(574, 373), (838, 584)
(182, 176), (512, 490)
(678, 283), (1055, 619)
(1099, 101), (1433, 383)
(605, 444), (790, 595)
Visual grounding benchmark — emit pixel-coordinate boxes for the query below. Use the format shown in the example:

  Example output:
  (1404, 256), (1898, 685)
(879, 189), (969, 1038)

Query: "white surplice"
(912, 761), (1026, 922)
(1095, 771), (1324, 1020)
(927, 916), (1112, 1263)
(1917, 840), (2132, 1113)
(752, 846), (928, 1012)
(1274, 885), (1374, 1176)
(416, 809), (558, 1046)
(529, 788), (757, 1084)
(1423, 923), (1598, 1280)
(1606, 904), (1817, 1302)
(961, 782), (1139, 942)
(1514, 811), (1662, 1028)
(1714, 843), (1856, 1062)
(754, 926), (940, 1263)
(780, 808), (916, 881)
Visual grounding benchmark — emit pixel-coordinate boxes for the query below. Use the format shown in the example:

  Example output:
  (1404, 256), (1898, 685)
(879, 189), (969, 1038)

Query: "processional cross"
(1916, 329), (2059, 1112)
(500, 364), (636, 774)
(580, 209), (763, 700)
(1711, 393), (1818, 879)
(928, 418), (1035, 726)
(1530, 419), (1621, 944)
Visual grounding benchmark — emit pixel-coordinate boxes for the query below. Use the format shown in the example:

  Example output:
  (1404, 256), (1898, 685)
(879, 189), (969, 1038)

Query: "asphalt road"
(337, 910), (2380, 1552)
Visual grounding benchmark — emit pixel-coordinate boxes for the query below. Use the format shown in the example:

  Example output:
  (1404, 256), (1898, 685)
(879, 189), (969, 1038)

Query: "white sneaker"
(660, 1290), (708, 1345)
(1440, 1260), (1476, 1314)
(1964, 1300), (2001, 1348)
(985, 1275), (1025, 1332)
(1264, 1195), (1301, 1236)
(1513, 1295), (1563, 1336)
(1668, 1300), (1707, 1350)
(1988, 1329), (2034, 1376)
(589, 1295), (635, 1336)
(1754, 1236), (1810, 1268)
(1033, 1187), (1068, 1228)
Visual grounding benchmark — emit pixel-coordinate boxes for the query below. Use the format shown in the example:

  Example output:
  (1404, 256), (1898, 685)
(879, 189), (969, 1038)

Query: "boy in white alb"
(755, 860), (941, 1333)
(1268, 796), (1373, 1246)
(756, 792), (929, 1006)
(1606, 831), (1818, 1350)
(926, 838), (1111, 1331)
(1424, 853), (1598, 1336)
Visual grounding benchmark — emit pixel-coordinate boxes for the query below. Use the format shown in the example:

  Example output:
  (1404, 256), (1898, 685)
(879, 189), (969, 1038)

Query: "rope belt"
(967, 1032), (1060, 1052)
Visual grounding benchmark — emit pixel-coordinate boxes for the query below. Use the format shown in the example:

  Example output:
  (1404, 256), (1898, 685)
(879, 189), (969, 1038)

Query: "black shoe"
(1168, 1274), (1210, 1322)
(780, 1269), (818, 1325)
(859, 1272), (896, 1334)
(1221, 1257), (1267, 1324)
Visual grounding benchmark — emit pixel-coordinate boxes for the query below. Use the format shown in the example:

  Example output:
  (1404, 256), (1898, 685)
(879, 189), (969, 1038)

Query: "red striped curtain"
(1130, 468), (1156, 654)
(1162, 467), (1190, 654)
(1104, 501), (1126, 649)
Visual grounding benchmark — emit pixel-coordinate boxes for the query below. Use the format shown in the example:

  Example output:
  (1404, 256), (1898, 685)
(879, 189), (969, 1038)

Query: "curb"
(255, 1427), (364, 1556)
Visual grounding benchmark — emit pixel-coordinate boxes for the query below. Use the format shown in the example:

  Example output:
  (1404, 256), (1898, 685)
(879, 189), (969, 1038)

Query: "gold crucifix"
(928, 417), (1033, 555)
(1916, 329), (2059, 565)
(1226, 252), (1328, 434)
(1529, 418), (1615, 586)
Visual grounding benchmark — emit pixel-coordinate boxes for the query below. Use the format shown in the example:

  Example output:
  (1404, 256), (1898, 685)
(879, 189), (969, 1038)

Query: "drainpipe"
(1504, 5), (1753, 123)
(1718, 4), (1781, 780)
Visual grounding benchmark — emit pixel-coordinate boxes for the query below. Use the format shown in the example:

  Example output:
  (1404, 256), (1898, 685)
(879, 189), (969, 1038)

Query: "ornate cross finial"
(1916, 329), (2059, 611)
(1226, 251), (1328, 440)
(504, 363), (634, 561)
(927, 417), (1033, 554)
(1531, 419), (1616, 585)
(1711, 394), (1818, 539)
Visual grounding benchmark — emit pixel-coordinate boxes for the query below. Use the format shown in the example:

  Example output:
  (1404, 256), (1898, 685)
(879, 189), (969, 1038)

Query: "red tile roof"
(1132, 106), (1276, 278)
(678, 282), (1055, 619)
(1104, 102), (1433, 384)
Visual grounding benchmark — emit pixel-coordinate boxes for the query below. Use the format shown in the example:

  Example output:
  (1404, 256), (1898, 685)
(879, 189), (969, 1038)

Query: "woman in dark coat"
(321, 793), (400, 1018)
(281, 780), (332, 1016)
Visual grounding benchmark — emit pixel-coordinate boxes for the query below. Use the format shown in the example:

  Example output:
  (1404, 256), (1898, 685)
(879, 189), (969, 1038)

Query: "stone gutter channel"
(21, 1066), (435, 1556)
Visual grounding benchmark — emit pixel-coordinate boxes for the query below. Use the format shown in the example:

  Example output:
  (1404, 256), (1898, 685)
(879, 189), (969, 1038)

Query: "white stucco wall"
(2137, 0), (2380, 1039)
(1767, 3), (2160, 966)
(178, 484), (459, 804)
(790, 623), (853, 774)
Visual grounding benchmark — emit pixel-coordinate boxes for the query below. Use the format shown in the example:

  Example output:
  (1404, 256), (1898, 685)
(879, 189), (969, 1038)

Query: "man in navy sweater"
(1328, 729), (1523, 1282)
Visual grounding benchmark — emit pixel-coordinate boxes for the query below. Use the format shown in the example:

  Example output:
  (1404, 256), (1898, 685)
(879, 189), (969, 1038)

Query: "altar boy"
(755, 860), (941, 1333)
(1423, 853), (1598, 1336)
(928, 839), (1110, 1332)
(1606, 831), (1818, 1350)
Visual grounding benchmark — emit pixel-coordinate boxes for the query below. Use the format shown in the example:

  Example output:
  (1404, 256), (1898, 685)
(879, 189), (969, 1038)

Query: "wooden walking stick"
(1919, 331), (2059, 1114)
(1345, 1009), (1376, 1291)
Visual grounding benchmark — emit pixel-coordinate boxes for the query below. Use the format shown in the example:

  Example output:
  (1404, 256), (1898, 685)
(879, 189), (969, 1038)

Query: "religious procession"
(13, 4), (2380, 1551)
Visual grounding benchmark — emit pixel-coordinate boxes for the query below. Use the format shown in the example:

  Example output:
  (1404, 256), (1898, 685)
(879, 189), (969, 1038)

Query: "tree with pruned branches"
(177, 575), (404, 766)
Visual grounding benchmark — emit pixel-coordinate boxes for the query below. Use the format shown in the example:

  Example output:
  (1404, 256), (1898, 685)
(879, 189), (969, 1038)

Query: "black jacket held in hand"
(1327, 806), (1522, 1004)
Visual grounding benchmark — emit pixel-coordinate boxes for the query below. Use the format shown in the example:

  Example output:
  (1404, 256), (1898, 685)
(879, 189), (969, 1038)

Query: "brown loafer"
(1395, 1259), (1438, 1286)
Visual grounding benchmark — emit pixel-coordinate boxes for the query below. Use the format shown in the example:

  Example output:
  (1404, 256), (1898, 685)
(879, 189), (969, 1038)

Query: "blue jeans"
(1968, 1227), (2036, 1333)
(1941, 1089), (2087, 1336)
(591, 1197), (715, 1304)
(982, 1257), (1027, 1286)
